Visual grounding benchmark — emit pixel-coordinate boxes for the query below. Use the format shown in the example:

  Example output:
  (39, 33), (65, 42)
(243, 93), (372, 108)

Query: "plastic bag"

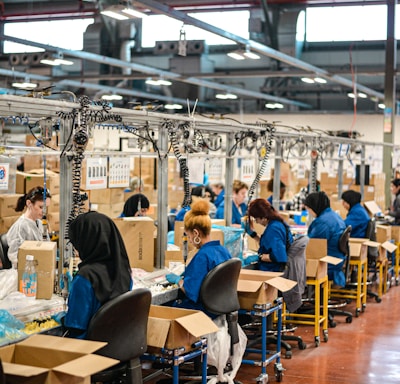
(205, 315), (247, 384)
(212, 225), (244, 260)
(0, 269), (18, 300)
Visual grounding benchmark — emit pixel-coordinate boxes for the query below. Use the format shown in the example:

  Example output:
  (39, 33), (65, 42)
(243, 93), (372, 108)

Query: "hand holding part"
(166, 273), (182, 285)
(243, 255), (260, 266)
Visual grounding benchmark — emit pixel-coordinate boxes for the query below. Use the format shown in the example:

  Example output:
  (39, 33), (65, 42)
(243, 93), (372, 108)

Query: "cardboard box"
(305, 238), (342, 279)
(17, 240), (57, 299)
(113, 217), (155, 271)
(391, 226), (400, 243)
(363, 201), (382, 217)
(349, 238), (379, 261)
(47, 194), (60, 214)
(16, 171), (60, 195)
(165, 250), (184, 265)
(379, 241), (398, 262)
(376, 224), (391, 244)
(147, 305), (219, 351)
(47, 212), (60, 232)
(237, 269), (297, 310)
(0, 194), (22, 217)
(0, 215), (19, 233)
(0, 334), (118, 384)
(92, 202), (124, 218)
(89, 188), (126, 205)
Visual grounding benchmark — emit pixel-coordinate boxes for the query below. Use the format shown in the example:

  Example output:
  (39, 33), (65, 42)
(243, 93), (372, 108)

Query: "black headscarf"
(304, 191), (330, 217)
(68, 211), (132, 304)
(341, 190), (361, 209)
(122, 193), (150, 217)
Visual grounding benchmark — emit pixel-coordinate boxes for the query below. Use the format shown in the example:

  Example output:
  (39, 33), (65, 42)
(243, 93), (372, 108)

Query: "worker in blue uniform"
(215, 179), (248, 226)
(341, 190), (370, 238)
(166, 199), (231, 317)
(245, 198), (293, 272)
(305, 191), (347, 287)
(63, 211), (132, 338)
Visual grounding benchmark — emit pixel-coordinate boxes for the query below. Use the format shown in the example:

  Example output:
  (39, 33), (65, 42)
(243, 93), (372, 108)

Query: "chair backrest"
(87, 288), (151, 362)
(365, 218), (379, 261)
(0, 234), (11, 270)
(199, 258), (241, 316)
(338, 225), (352, 280)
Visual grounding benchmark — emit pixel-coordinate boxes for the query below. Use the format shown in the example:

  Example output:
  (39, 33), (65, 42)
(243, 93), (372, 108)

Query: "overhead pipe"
(0, 34), (311, 109)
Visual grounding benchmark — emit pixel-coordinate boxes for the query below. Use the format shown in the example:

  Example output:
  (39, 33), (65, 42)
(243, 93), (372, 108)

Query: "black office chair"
(87, 288), (152, 384)
(200, 258), (242, 356)
(0, 233), (11, 270)
(365, 218), (382, 302)
(328, 225), (353, 327)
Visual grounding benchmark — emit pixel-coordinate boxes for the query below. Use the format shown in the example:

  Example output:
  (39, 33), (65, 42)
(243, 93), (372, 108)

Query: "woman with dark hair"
(341, 190), (370, 238)
(305, 191), (347, 286)
(64, 211), (132, 339)
(165, 199), (231, 316)
(384, 178), (400, 225)
(6, 186), (51, 268)
(246, 198), (293, 272)
(121, 193), (150, 217)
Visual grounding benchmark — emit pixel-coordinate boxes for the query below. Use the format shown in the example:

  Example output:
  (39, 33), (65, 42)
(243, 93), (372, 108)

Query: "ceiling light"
(215, 92), (238, 100)
(164, 103), (183, 110)
(265, 103), (284, 109)
(12, 81), (37, 89)
(314, 77), (327, 84)
(145, 78), (172, 86)
(378, 103), (385, 109)
(227, 51), (245, 61)
(101, 2), (147, 20)
(301, 77), (315, 84)
(347, 92), (356, 98)
(40, 52), (73, 66)
(101, 94), (123, 101)
(358, 92), (368, 98)
(243, 47), (260, 60)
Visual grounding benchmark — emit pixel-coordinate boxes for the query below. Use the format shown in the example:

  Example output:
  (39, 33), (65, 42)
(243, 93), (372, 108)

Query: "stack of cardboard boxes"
(0, 194), (22, 233)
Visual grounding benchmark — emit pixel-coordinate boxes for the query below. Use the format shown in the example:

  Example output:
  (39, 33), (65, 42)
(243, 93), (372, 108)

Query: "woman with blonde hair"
(166, 199), (231, 316)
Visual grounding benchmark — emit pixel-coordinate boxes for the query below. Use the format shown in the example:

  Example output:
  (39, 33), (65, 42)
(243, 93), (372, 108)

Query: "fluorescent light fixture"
(358, 92), (368, 98)
(40, 52), (73, 66)
(12, 81), (37, 89)
(314, 77), (327, 84)
(101, 3), (147, 20)
(265, 103), (284, 109)
(227, 51), (245, 60)
(378, 103), (385, 109)
(347, 92), (356, 98)
(243, 49), (260, 60)
(215, 92), (238, 100)
(101, 94), (123, 101)
(301, 77), (315, 84)
(164, 103), (183, 110)
(145, 78), (172, 86)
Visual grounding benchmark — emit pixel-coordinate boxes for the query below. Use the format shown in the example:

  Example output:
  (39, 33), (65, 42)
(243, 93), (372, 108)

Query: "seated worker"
(341, 190), (370, 238)
(305, 191), (347, 287)
(215, 179), (248, 227)
(384, 178), (400, 225)
(64, 211), (132, 339)
(286, 180), (321, 211)
(210, 182), (225, 209)
(120, 193), (150, 217)
(7, 186), (51, 268)
(165, 199), (231, 317)
(245, 198), (293, 272)
(266, 179), (286, 210)
(175, 185), (216, 221)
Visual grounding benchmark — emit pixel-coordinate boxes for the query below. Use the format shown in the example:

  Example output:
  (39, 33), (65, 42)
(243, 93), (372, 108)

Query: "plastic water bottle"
(21, 255), (37, 299)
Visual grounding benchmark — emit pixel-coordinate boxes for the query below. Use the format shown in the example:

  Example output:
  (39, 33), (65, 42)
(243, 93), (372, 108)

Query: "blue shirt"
(174, 240), (231, 317)
(344, 203), (370, 238)
(214, 190), (225, 208)
(258, 220), (293, 272)
(307, 207), (347, 286)
(64, 275), (101, 339)
(215, 200), (247, 225)
(175, 206), (190, 222)
(267, 195), (285, 211)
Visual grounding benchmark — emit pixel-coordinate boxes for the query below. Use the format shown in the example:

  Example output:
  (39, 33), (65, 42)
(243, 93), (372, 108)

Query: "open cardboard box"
(379, 241), (398, 262)
(349, 238), (380, 262)
(0, 334), (118, 384)
(306, 238), (342, 280)
(363, 200), (382, 218)
(147, 305), (219, 351)
(376, 224), (391, 243)
(237, 269), (297, 310)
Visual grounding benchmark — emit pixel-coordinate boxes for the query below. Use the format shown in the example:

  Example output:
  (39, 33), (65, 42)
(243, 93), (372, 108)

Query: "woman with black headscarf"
(305, 191), (347, 287)
(64, 211), (132, 338)
(341, 190), (370, 238)
(121, 193), (150, 217)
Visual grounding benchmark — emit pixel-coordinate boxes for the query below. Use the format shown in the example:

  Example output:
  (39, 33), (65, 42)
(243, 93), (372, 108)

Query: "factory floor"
(143, 277), (400, 384)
